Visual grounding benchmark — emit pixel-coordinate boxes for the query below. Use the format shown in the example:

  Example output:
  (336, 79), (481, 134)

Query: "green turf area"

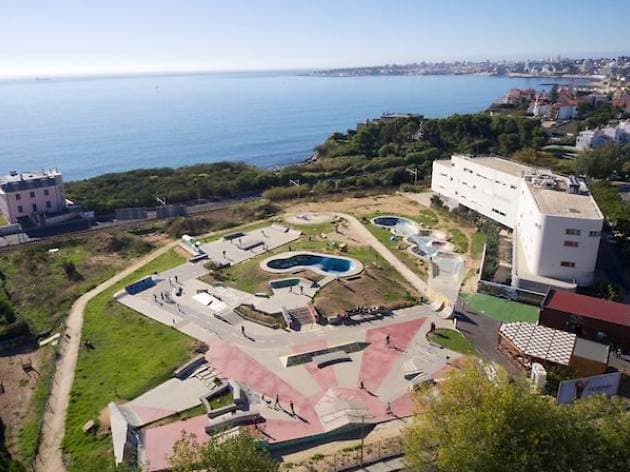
(427, 328), (476, 355)
(448, 228), (469, 254)
(63, 249), (197, 472)
(460, 292), (539, 323)
(416, 209), (438, 227)
(290, 221), (335, 236)
(470, 232), (486, 258)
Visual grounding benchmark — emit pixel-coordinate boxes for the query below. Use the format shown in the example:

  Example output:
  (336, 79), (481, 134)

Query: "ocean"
(0, 71), (579, 181)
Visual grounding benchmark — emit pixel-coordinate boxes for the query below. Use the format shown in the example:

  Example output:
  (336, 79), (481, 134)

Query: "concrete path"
(336, 213), (429, 296)
(34, 242), (178, 472)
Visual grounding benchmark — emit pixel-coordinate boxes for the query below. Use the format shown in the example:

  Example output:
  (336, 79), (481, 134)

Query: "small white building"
(0, 170), (66, 224)
(431, 155), (603, 292)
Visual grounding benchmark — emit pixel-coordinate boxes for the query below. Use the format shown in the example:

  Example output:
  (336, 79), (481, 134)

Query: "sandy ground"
(284, 193), (424, 219)
(0, 346), (51, 457)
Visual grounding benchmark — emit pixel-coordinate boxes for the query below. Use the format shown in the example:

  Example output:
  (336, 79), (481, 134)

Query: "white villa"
(431, 155), (604, 293)
(576, 120), (630, 151)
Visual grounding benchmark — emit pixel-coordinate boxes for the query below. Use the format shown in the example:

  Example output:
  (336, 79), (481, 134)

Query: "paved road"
(34, 242), (178, 472)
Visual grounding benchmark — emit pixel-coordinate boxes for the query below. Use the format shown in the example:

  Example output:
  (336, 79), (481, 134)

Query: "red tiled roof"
(543, 289), (630, 328)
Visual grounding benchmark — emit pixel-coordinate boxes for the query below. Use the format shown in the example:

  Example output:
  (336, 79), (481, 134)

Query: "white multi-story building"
(431, 155), (604, 292)
(0, 170), (66, 224)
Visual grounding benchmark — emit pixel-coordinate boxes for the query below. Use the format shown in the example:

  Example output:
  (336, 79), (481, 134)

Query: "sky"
(1, 0), (629, 78)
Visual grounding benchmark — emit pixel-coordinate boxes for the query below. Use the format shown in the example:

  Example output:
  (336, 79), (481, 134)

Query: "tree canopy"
(404, 361), (630, 472)
(65, 113), (548, 214)
(169, 432), (278, 472)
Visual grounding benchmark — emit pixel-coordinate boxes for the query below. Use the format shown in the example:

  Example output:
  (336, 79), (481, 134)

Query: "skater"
(241, 325), (246, 336)
(386, 401), (392, 414)
(153, 294), (158, 302)
(274, 394), (280, 409)
(290, 400), (295, 416)
(430, 322), (436, 333)
(385, 334), (391, 346)
(360, 380), (365, 390)
(174, 275), (178, 283)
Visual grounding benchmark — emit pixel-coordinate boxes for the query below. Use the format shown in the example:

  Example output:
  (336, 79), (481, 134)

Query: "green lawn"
(209, 390), (234, 410)
(63, 249), (197, 472)
(460, 292), (539, 323)
(448, 228), (469, 254)
(427, 328), (476, 355)
(470, 232), (486, 258)
(0, 214), (8, 226)
(416, 209), (438, 227)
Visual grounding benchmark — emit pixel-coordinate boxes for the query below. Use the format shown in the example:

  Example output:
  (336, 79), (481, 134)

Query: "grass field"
(460, 292), (539, 323)
(448, 228), (469, 254)
(470, 232), (486, 258)
(416, 209), (438, 227)
(63, 249), (197, 472)
(427, 328), (476, 355)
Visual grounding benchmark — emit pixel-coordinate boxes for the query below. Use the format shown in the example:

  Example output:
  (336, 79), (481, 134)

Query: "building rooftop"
(542, 289), (630, 328)
(573, 337), (610, 364)
(454, 155), (534, 177)
(527, 184), (602, 220)
(0, 170), (62, 193)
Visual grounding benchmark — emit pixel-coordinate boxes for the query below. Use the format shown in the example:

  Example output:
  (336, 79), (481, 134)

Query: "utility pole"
(289, 179), (301, 199)
(406, 167), (418, 186)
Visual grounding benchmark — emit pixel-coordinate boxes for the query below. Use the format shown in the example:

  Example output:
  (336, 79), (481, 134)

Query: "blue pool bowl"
(267, 254), (353, 274)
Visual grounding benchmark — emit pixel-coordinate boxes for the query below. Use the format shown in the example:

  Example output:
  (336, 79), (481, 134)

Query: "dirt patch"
(0, 346), (51, 458)
(314, 266), (418, 317)
(284, 194), (423, 219)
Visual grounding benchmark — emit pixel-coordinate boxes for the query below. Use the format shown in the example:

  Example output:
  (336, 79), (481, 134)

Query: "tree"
(574, 144), (626, 179)
(169, 432), (278, 472)
(404, 360), (630, 472)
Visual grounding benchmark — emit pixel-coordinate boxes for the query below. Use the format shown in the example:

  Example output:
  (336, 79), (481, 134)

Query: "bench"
(312, 350), (351, 368)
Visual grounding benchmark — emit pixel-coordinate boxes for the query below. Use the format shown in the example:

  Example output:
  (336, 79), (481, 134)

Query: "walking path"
(34, 242), (178, 472)
(336, 213), (429, 296)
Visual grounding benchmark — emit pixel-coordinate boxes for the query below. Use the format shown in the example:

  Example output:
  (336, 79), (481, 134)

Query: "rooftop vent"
(9, 171), (17, 176)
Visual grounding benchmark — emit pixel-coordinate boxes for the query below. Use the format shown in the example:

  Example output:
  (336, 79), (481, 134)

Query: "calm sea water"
(0, 72), (577, 181)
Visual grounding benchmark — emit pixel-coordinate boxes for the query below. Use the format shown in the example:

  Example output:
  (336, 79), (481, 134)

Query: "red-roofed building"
(539, 289), (630, 350)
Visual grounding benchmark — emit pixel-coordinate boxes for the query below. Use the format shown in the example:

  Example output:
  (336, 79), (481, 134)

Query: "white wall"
(431, 155), (521, 228)
(432, 155), (603, 288)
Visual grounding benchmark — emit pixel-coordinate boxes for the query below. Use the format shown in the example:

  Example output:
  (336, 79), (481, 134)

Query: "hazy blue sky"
(1, 0), (628, 77)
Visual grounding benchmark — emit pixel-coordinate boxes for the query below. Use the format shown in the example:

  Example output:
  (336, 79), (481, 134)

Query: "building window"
(44, 189), (49, 196)
(15, 193), (21, 201)
(560, 261), (576, 268)
(32, 203), (37, 212)
(29, 191), (35, 198)
(589, 231), (601, 237)
(563, 240), (579, 247)
(46, 201), (51, 209)
(17, 205), (23, 213)
(565, 228), (581, 236)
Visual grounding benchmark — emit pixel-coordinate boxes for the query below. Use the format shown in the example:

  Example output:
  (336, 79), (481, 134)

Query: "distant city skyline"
(1, 0), (629, 78)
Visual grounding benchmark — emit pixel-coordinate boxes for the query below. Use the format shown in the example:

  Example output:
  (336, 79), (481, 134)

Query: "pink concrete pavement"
(358, 318), (426, 392)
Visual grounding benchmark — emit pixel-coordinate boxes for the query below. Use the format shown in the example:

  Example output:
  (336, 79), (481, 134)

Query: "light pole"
(406, 167), (418, 186)
(290, 178), (301, 199)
